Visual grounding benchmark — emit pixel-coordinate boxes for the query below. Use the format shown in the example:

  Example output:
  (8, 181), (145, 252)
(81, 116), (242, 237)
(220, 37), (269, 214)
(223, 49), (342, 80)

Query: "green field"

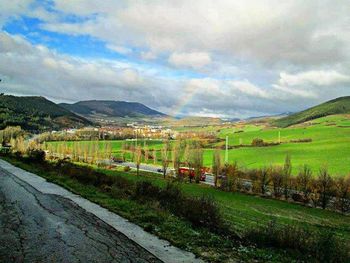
(215, 115), (350, 175)
(47, 115), (350, 176)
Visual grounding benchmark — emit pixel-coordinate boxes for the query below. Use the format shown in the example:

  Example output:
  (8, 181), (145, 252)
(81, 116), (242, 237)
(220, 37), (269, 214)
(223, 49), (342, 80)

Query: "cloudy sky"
(0, 0), (349, 118)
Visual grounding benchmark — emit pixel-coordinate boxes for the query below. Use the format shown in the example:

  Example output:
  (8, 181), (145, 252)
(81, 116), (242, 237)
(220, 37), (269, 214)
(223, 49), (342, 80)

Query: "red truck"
(178, 167), (207, 181)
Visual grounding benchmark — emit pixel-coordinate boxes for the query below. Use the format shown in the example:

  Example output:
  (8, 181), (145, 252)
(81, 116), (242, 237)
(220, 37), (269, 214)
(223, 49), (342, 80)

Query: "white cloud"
(38, 0), (350, 67)
(279, 70), (350, 87)
(168, 52), (211, 69)
(0, 0), (34, 26)
(140, 51), (157, 60)
(106, 44), (132, 55)
(0, 32), (172, 107)
(1, 0), (350, 118)
(229, 80), (270, 99)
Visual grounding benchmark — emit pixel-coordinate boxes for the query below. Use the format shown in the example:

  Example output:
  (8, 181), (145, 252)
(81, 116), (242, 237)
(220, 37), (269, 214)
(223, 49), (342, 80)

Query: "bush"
(26, 149), (46, 163)
(290, 138), (312, 143)
(245, 220), (350, 262)
(181, 195), (226, 233)
(124, 166), (131, 172)
(134, 181), (161, 200)
(158, 183), (183, 212)
(252, 138), (264, 147)
(251, 138), (280, 147)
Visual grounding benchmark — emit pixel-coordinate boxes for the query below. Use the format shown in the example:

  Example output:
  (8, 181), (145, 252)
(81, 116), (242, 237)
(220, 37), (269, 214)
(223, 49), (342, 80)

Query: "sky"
(0, 0), (349, 118)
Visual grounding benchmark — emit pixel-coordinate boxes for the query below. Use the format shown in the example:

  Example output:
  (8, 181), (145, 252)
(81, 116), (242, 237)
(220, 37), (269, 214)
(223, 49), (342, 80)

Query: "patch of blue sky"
(3, 15), (211, 81)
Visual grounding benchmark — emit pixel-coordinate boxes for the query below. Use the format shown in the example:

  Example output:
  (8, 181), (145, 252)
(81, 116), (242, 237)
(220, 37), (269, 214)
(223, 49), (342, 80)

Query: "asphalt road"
(0, 167), (162, 263)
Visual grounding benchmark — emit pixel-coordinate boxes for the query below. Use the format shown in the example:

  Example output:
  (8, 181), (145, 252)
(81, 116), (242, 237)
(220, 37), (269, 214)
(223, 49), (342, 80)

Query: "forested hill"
(0, 94), (91, 131)
(60, 100), (166, 118)
(274, 96), (350, 127)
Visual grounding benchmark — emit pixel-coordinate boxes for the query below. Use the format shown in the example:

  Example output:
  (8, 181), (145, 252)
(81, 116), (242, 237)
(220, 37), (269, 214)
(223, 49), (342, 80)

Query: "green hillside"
(274, 96), (350, 127)
(0, 94), (91, 131)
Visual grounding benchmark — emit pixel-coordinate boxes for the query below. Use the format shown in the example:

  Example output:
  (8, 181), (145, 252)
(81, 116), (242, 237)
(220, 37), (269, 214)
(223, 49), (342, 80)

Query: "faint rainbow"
(169, 82), (199, 117)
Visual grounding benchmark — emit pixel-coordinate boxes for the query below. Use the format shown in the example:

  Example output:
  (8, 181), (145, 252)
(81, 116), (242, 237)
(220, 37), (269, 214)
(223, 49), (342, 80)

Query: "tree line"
(3, 130), (349, 214)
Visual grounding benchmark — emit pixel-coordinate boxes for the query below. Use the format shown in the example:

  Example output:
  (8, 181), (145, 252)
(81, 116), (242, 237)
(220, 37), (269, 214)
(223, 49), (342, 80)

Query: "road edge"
(0, 159), (203, 263)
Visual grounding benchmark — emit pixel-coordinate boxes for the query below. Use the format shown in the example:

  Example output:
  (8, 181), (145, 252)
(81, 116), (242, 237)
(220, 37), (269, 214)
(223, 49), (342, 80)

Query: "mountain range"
(0, 94), (91, 131)
(1, 94), (349, 131)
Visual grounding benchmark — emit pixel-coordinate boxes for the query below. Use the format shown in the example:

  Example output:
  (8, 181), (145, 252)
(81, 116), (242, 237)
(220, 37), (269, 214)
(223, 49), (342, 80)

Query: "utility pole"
(225, 136), (228, 163)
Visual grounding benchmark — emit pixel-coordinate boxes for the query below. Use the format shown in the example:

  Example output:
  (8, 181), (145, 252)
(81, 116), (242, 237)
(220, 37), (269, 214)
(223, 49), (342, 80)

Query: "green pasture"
(47, 115), (350, 176)
(214, 115), (350, 175)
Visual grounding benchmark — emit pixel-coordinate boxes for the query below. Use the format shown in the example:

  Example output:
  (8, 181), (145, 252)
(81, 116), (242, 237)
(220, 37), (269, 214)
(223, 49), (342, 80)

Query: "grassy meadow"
(215, 115), (350, 175)
(47, 114), (350, 176)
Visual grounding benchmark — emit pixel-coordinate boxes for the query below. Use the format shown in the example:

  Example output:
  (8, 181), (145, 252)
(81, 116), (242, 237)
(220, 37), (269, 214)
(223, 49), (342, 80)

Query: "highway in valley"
(0, 167), (161, 263)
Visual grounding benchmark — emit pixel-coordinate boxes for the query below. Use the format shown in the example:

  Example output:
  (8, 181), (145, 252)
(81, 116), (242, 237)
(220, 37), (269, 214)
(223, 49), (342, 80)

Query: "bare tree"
(334, 175), (350, 214)
(152, 149), (157, 164)
(172, 141), (181, 178)
(135, 146), (142, 176)
(282, 154), (292, 198)
(297, 165), (312, 203)
(223, 162), (239, 191)
(192, 146), (203, 184)
(183, 142), (191, 167)
(317, 166), (334, 209)
(212, 148), (221, 187)
(106, 141), (112, 166)
(259, 167), (270, 195)
(144, 146), (149, 163)
(161, 140), (170, 178)
(270, 166), (283, 198)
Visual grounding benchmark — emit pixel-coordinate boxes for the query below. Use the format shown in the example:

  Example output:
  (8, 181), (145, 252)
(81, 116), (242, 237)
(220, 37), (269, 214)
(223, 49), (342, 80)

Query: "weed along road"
(0, 160), (202, 263)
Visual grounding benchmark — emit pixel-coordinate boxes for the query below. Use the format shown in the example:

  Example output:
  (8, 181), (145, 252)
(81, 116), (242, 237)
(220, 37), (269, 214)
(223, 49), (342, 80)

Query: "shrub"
(245, 220), (350, 262)
(251, 138), (264, 147)
(251, 138), (280, 147)
(134, 181), (161, 200)
(124, 166), (131, 172)
(290, 138), (312, 143)
(158, 183), (183, 212)
(26, 149), (46, 163)
(160, 188), (229, 235)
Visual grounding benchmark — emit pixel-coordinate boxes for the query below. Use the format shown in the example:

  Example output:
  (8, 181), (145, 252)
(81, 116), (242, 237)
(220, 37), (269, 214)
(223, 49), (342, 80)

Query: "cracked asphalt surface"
(0, 168), (162, 263)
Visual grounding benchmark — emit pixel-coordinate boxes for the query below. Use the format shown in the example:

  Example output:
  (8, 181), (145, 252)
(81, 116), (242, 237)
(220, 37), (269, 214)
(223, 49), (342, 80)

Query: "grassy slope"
(215, 115), (350, 175)
(47, 115), (350, 175)
(274, 96), (350, 127)
(101, 168), (350, 241)
(3, 156), (350, 262)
